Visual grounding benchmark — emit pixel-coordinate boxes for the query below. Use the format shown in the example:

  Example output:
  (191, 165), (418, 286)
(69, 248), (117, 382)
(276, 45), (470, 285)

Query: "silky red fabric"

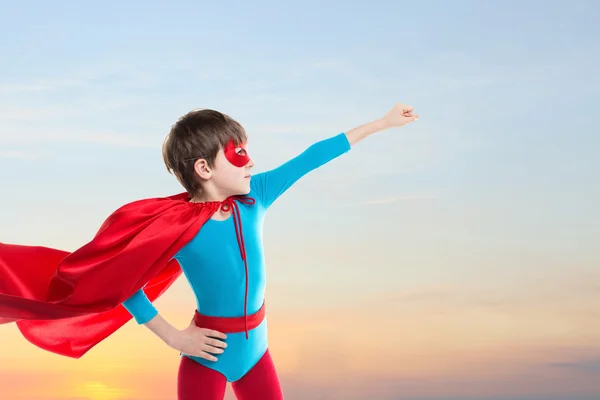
(0, 192), (223, 358)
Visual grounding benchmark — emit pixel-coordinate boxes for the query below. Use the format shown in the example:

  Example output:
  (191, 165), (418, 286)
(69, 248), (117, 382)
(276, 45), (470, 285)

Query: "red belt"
(194, 301), (265, 334)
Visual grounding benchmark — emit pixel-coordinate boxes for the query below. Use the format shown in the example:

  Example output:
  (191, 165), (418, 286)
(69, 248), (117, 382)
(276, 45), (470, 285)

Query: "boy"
(0, 103), (418, 400)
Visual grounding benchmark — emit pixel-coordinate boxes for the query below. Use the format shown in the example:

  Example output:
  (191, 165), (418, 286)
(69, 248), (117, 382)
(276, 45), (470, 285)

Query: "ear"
(193, 159), (212, 180)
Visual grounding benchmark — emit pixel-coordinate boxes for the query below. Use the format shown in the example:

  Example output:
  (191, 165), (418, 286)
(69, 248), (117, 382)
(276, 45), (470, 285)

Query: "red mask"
(224, 139), (250, 167)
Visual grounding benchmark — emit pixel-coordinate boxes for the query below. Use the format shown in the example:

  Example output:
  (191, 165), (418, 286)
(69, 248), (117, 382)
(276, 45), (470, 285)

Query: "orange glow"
(71, 381), (130, 400)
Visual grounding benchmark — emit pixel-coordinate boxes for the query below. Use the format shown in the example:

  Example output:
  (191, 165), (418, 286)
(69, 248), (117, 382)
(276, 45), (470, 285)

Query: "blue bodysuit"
(122, 132), (351, 382)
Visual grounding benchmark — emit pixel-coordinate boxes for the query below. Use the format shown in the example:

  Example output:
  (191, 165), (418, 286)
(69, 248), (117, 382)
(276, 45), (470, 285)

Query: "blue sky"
(0, 0), (598, 309)
(1, 0), (597, 276)
(0, 1), (598, 399)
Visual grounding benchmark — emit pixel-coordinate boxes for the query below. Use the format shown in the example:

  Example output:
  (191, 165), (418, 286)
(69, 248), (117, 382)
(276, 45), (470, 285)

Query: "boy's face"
(208, 139), (254, 196)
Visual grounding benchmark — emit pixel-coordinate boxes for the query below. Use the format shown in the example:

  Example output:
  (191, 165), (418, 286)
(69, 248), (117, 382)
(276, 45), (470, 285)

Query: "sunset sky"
(0, 1), (599, 399)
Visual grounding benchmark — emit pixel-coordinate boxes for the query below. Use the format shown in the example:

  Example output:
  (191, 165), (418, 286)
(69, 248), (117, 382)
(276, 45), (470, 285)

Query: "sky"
(0, 0), (599, 399)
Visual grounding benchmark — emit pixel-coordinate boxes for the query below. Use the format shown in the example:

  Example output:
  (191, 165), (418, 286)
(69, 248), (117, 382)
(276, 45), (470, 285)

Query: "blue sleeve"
(250, 132), (351, 208)
(122, 288), (159, 325)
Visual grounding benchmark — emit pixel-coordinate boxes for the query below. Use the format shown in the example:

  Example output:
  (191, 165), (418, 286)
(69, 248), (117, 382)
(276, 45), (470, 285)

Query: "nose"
(246, 157), (255, 168)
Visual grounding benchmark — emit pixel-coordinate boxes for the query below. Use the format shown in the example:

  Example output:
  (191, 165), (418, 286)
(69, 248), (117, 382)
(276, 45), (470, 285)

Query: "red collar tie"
(218, 196), (256, 339)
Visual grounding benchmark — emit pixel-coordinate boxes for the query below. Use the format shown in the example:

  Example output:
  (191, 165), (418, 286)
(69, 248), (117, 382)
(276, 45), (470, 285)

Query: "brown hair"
(162, 109), (247, 197)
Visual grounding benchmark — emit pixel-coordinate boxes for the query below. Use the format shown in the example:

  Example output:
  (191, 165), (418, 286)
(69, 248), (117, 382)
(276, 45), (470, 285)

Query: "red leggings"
(177, 349), (284, 400)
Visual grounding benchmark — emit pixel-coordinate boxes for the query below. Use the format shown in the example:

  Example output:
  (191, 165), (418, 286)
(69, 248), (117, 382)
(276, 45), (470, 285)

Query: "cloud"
(302, 59), (385, 88)
(0, 97), (143, 122)
(0, 128), (158, 148)
(360, 194), (436, 205)
(0, 150), (46, 160)
(0, 59), (164, 95)
(0, 75), (102, 97)
(383, 275), (600, 322)
(550, 359), (600, 374)
(0, 105), (79, 122)
(0, 83), (55, 94)
(275, 373), (413, 400)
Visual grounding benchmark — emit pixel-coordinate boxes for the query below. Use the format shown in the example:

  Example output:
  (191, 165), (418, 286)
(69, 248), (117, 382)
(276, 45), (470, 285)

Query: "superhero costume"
(0, 133), (351, 381)
(123, 132), (351, 384)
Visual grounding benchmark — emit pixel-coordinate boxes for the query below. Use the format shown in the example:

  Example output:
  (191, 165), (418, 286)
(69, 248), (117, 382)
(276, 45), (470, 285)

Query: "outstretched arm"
(251, 102), (419, 208)
(250, 132), (351, 208)
(345, 102), (419, 146)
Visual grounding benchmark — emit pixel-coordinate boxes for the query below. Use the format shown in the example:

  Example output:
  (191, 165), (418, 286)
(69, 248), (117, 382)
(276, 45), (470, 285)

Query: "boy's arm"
(250, 132), (351, 208)
(122, 289), (159, 324)
(122, 289), (177, 346)
(122, 289), (227, 361)
(251, 102), (419, 208)
(344, 103), (419, 146)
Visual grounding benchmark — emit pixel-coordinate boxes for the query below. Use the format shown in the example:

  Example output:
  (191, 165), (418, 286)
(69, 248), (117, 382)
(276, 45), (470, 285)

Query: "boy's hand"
(345, 101), (419, 146)
(382, 103), (419, 128)
(169, 319), (228, 362)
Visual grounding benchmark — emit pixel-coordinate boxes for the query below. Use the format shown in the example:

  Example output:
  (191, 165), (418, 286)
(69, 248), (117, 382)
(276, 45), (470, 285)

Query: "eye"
(236, 148), (247, 156)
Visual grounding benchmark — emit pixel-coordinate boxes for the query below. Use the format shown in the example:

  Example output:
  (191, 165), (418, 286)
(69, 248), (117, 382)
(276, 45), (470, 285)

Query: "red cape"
(0, 192), (227, 358)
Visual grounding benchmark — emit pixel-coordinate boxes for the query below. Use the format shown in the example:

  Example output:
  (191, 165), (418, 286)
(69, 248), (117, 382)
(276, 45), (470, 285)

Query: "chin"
(234, 186), (251, 196)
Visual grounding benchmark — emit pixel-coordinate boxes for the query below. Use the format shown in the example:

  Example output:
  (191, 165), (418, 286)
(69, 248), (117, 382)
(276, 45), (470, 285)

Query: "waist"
(194, 301), (266, 333)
